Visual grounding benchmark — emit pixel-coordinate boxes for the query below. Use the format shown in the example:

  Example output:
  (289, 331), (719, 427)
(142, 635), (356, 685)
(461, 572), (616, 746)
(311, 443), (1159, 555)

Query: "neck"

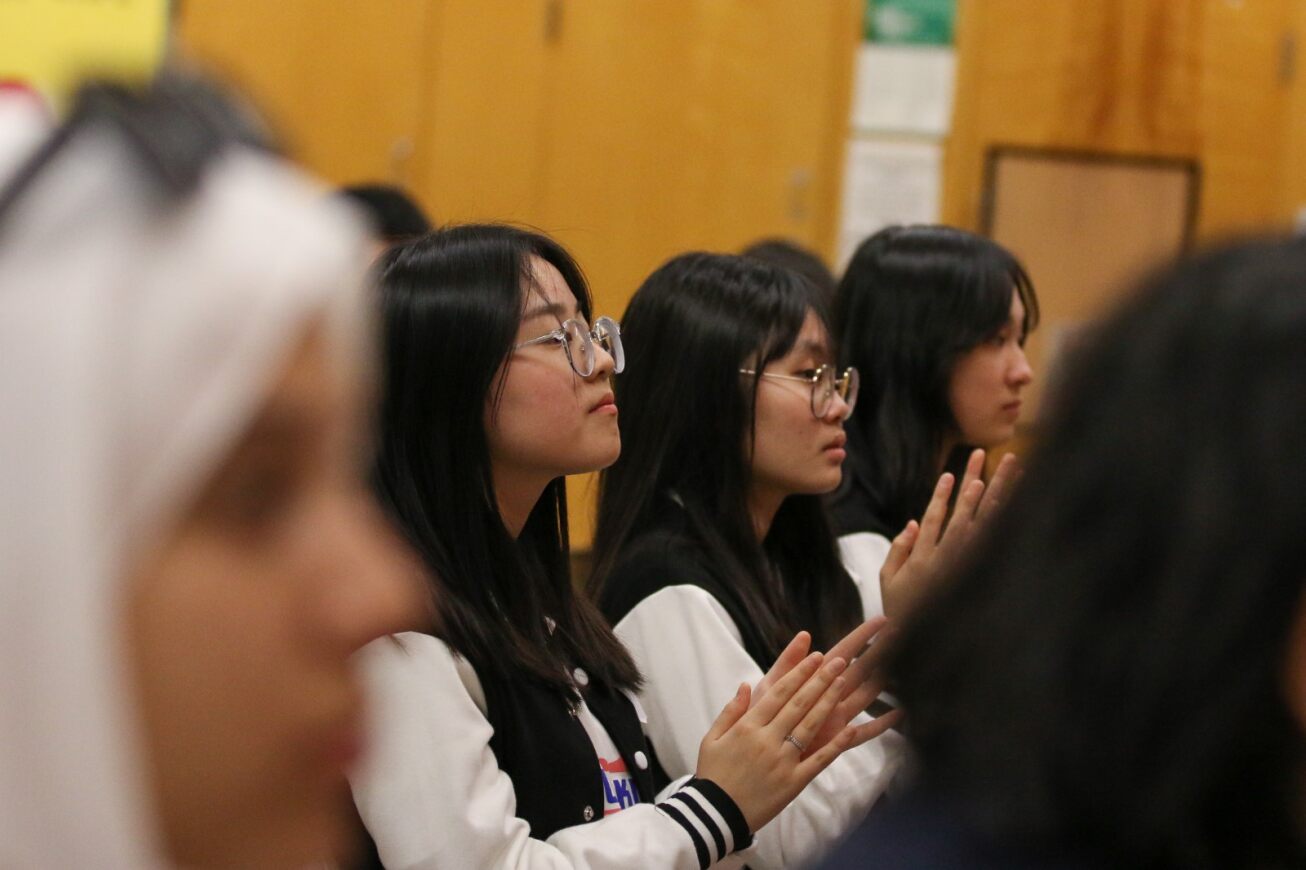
(493, 464), (552, 539)
(747, 484), (786, 541)
(937, 433), (959, 475)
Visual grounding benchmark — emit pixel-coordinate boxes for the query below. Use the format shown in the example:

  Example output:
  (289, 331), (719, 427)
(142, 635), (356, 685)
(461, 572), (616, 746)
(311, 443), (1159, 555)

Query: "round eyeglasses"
(739, 364), (859, 419)
(515, 315), (625, 378)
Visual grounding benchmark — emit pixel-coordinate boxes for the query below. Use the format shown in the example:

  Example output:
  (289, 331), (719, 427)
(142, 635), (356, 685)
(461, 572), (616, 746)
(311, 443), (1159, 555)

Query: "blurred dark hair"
(892, 237), (1306, 867)
(0, 73), (273, 227)
(372, 224), (640, 693)
(590, 252), (861, 657)
(834, 224), (1038, 536)
(339, 183), (432, 243)
(741, 237), (837, 311)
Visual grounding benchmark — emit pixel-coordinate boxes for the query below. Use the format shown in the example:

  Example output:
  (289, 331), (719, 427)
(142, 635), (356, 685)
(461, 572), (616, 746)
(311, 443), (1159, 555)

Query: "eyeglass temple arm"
(739, 369), (817, 384)
(514, 331), (564, 350)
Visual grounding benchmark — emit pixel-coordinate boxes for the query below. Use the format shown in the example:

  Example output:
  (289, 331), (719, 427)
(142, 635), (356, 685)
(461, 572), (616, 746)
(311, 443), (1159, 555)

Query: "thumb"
(705, 682), (751, 743)
(881, 520), (920, 582)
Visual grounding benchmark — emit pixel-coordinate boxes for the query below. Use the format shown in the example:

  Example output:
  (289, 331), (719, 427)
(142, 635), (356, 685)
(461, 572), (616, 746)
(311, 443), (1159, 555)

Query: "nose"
(822, 388), (852, 423)
(588, 338), (616, 382)
(314, 488), (425, 653)
(1008, 344), (1033, 389)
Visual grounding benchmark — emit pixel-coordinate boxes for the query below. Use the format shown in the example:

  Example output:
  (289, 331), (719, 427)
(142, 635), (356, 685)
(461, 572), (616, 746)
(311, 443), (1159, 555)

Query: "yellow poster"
(0, 0), (170, 110)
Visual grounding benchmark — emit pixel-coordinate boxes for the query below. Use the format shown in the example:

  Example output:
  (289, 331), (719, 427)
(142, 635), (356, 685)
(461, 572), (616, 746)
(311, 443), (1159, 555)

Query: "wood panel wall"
(945, 0), (1299, 242)
(175, 0), (861, 547)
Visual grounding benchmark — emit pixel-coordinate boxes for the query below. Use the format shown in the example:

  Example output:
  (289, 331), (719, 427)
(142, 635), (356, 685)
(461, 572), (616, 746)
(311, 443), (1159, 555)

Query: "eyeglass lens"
(811, 367), (859, 418)
(559, 317), (625, 378)
(562, 320), (595, 377)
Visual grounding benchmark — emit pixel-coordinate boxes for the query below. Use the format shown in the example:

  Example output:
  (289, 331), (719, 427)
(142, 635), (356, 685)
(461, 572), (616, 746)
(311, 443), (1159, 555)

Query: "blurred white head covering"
(0, 78), (369, 867)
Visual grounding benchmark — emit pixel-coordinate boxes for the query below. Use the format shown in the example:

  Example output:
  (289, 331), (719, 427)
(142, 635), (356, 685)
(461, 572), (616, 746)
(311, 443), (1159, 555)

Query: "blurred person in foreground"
(817, 238), (1306, 869)
(0, 75), (418, 868)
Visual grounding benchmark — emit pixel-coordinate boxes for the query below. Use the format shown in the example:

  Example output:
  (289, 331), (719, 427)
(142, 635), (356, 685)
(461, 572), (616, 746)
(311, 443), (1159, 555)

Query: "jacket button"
(573, 667), (589, 687)
(583, 805), (595, 821)
(634, 750), (649, 770)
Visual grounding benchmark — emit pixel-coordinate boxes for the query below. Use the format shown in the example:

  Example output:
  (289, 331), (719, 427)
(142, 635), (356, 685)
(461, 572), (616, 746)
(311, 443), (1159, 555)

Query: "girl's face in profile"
(124, 322), (420, 868)
(948, 292), (1033, 447)
(749, 310), (852, 502)
(487, 256), (622, 487)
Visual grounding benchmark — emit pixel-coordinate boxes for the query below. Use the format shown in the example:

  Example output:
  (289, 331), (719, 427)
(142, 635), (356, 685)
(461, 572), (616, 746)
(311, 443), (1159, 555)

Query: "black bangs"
(525, 231), (594, 323)
(950, 243), (1040, 353)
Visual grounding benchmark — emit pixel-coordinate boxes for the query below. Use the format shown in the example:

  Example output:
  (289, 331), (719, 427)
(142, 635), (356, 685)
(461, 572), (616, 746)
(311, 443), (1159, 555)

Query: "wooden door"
(175, 0), (436, 193)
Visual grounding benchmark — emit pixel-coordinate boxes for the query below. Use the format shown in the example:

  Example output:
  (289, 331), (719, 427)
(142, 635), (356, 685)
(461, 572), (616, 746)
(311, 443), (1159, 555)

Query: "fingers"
(915, 473), (955, 554)
(842, 622), (895, 681)
(880, 520), (919, 581)
(976, 452), (1019, 521)
(842, 710), (905, 748)
(956, 448), (986, 517)
(767, 656), (847, 738)
(947, 476), (985, 541)
(705, 682), (751, 743)
(799, 711), (905, 777)
(760, 631), (812, 690)
(834, 680), (883, 723)
(743, 652), (823, 726)
(786, 669), (848, 754)
(826, 617), (886, 668)
(838, 619), (893, 681)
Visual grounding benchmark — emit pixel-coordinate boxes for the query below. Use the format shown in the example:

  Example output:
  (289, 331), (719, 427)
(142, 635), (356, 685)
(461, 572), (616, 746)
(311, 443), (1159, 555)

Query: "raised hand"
(752, 619), (901, 756)
(880, 449), (1019, 619)
(694, 651), (882, 832)
(801, 617), (902, 755)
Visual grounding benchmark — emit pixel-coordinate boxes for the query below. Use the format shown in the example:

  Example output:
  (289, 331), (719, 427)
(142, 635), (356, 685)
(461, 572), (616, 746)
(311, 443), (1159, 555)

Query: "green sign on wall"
(866, 0), (956, 46)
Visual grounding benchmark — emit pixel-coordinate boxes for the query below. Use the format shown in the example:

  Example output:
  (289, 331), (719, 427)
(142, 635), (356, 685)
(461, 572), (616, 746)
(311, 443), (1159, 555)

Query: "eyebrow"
(802, 338), (831, 358)
(522, 301), (572, 323)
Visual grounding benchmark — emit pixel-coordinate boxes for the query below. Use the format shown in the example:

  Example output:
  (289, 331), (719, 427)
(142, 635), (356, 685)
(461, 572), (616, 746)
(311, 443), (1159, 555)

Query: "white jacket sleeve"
(613, 587), (907, 870)
(350, 632), (749, 870)
(838, 531), (892, 621)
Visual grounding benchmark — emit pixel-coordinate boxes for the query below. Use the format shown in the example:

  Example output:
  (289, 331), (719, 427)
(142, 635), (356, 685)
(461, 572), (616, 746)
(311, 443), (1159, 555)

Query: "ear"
(1280, 593), (1306, 732)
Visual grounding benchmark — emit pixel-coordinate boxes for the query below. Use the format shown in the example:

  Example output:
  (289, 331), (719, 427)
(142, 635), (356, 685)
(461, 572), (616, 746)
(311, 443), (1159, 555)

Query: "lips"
(590, 392), (616, 413)
(823, 432), (848, 451)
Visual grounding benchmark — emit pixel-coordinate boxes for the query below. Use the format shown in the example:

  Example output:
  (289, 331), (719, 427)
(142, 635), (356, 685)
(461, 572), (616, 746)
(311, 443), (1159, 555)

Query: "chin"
(985, 426), (1017, 447)
(964, 424), (1016, 449)
(568, 445), (622, 474)
(794, 471), (842, 496)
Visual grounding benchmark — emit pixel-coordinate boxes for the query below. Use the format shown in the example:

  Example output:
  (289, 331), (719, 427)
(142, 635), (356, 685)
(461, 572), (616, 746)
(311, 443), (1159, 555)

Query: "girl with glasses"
(831, 225), (1038, 619)
(351, 225), (890, 868)
(588, 253), (990, 868)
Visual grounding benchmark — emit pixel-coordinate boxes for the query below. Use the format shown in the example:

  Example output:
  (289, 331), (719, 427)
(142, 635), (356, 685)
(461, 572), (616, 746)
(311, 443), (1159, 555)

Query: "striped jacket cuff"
(655, 776), (754, 868)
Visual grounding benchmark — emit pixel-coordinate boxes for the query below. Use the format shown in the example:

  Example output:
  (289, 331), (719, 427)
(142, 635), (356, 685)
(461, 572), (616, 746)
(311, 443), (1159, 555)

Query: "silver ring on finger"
(783, 733), (806, 753)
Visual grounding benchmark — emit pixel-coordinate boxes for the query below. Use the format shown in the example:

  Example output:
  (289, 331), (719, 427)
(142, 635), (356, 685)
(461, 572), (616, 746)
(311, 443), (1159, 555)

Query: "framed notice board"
(980, 146), (1200, 420)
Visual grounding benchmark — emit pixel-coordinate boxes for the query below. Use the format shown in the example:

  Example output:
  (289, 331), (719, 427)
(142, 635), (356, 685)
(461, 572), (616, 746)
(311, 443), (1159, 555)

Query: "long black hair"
(891, 237), (1306, 867)
(372, 224), (640, 693)
(589, 252), (862, 658)
(833, 225), (1039, 537)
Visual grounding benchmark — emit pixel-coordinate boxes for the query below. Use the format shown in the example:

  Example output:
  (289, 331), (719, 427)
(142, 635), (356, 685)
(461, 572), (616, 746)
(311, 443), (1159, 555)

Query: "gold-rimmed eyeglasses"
(739, 364), (859, 419)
